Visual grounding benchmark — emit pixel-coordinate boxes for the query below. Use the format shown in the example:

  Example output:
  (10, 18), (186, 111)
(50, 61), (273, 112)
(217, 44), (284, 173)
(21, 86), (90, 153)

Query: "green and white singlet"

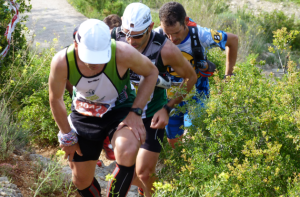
(66, 39), (135, 118)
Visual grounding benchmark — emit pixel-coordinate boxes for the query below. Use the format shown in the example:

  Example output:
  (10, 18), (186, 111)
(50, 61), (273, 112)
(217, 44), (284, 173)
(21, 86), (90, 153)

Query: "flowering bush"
(155, 29), (300, 196)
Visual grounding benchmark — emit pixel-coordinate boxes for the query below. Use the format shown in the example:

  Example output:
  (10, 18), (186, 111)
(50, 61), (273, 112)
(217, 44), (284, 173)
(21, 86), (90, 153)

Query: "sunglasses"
(120, 26), (149, 39)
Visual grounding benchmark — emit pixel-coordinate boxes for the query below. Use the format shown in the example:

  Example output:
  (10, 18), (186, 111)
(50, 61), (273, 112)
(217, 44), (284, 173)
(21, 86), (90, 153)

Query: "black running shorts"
(70, 106), (130, 162)
(140, 117), (165, 153)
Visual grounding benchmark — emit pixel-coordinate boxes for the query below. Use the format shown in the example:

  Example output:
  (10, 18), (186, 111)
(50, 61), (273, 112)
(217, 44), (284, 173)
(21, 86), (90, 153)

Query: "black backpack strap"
(152, 31), (167, 46)
(159, 28), (164, 35)
(157, 27), (169, 39)
(189, 26), (206, 62)
(111, 27), (117, 40)
(152, 32), (167, 67)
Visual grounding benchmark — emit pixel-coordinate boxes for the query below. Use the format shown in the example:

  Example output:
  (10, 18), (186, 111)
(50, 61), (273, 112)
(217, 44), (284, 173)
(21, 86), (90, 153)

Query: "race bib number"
(75, 99), (111, 117)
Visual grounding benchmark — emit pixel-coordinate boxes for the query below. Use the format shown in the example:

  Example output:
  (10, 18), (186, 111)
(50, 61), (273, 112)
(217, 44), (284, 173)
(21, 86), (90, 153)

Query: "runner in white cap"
(111, 3), (197, 196)
(49, 18), (158, 197)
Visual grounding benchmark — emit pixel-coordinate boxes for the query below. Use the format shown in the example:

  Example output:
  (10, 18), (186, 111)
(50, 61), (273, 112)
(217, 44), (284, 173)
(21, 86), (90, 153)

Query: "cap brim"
(77, 43), (111, 64)
(122, 22), (151, 32)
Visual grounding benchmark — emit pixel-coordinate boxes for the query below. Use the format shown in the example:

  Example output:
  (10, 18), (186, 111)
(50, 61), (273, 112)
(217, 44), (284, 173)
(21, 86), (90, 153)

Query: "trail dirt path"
(25, 0), (87, 50)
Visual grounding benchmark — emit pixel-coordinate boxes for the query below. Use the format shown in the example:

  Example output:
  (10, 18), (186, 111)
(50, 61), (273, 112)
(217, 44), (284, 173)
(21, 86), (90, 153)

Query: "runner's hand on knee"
(117, 112), (146, 144)
(60, 143), (83, 161)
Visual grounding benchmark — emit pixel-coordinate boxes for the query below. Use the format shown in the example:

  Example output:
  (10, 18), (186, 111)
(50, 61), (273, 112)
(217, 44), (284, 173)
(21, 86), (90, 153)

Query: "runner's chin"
(173, 40), (181, 45)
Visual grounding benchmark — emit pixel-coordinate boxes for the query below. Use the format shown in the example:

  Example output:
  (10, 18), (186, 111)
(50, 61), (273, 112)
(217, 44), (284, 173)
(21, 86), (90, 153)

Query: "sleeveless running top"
(112, 28), (168, 118)
(66, 39), (135, 118)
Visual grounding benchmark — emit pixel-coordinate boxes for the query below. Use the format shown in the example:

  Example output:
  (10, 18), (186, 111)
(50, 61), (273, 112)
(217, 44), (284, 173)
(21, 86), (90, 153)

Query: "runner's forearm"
(132, 71), (158, 109)
(225, 33), (238, 75)
(49, 98), (71, 134)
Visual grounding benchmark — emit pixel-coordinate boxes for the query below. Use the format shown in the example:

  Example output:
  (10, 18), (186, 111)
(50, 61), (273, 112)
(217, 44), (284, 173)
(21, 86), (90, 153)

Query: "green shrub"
(0, 0), (31, 68)
(14, 46), (71, 145)
(18, 86), (72, 145)
(32, 160), (75, 197)
(0, 44), (56, 111)
(67, 0), (130, 19)
(207, 47), (226, 85)
(0, 99), (29, 160)
(256, 10), (300, 50)
(0, 40), (71, 145)
(155, 53), (300, 196)
(264, 0), (300, 6)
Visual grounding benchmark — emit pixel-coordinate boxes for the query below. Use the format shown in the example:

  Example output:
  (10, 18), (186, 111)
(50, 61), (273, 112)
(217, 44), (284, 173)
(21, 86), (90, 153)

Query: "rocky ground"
(0, 147), (139, 197)
(0, 177), (22, 197)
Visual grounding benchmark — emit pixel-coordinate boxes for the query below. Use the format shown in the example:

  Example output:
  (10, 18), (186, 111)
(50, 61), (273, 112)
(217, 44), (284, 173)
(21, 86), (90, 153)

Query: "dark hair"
(159, 2), (186, 26)
(103, 14), (122, 30)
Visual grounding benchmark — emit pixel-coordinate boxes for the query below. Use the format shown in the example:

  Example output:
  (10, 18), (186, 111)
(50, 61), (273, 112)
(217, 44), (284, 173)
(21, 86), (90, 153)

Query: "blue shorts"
(165, 105), (186, 139)
(165, 77), (209, 139)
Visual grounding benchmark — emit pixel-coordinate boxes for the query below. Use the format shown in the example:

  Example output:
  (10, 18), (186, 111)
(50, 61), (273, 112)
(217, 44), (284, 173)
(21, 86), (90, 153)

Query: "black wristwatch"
(130, 108), (143, 116)
(163, 104), (173, 115)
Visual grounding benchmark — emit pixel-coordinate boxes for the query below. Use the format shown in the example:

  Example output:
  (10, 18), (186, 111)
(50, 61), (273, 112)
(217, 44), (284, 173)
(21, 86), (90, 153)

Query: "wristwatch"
(130, 108), (143, 116)
(163, 104), (173, 115)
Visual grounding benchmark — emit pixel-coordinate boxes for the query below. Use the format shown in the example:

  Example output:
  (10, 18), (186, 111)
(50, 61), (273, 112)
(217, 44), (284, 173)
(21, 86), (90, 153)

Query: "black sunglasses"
(120, 26), (149, 39)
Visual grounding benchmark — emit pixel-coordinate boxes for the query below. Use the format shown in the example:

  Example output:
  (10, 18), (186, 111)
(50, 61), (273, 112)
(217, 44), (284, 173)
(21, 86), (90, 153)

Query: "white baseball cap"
(75, 19), (111, 64)
(122, 3), (152, 33)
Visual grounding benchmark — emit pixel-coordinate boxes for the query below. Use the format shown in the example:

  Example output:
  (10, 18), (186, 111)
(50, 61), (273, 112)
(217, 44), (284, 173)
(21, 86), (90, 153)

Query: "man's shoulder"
(115, 41), (140, 65)
(115, 41), (134, 54)
(51, 48), (68, 67)
(160, 40), (180, 61)
(49, 47), (68, 80)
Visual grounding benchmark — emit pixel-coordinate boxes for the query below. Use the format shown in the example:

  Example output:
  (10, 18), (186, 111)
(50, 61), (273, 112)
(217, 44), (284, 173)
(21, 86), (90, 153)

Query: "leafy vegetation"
(0, 40), (72, 145)
(32, 158), (76, 197)
(0, 99), (29, 160)
(265, 0), (300, 5)
(0, 0), (31, 69)
(154, 28), (300, 196)
(67, 0), (130, 19)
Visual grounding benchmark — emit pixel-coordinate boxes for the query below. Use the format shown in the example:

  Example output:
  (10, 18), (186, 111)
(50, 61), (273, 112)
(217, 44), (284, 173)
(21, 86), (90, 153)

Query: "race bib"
(75, 99), (111, 117)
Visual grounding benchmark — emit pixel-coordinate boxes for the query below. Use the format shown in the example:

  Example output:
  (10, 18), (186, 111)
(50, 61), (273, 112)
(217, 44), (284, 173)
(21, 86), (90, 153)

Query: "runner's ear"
(74, 41), (78, 48)
(149, 22), (154, 30)
(184, 16), (189, 26)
